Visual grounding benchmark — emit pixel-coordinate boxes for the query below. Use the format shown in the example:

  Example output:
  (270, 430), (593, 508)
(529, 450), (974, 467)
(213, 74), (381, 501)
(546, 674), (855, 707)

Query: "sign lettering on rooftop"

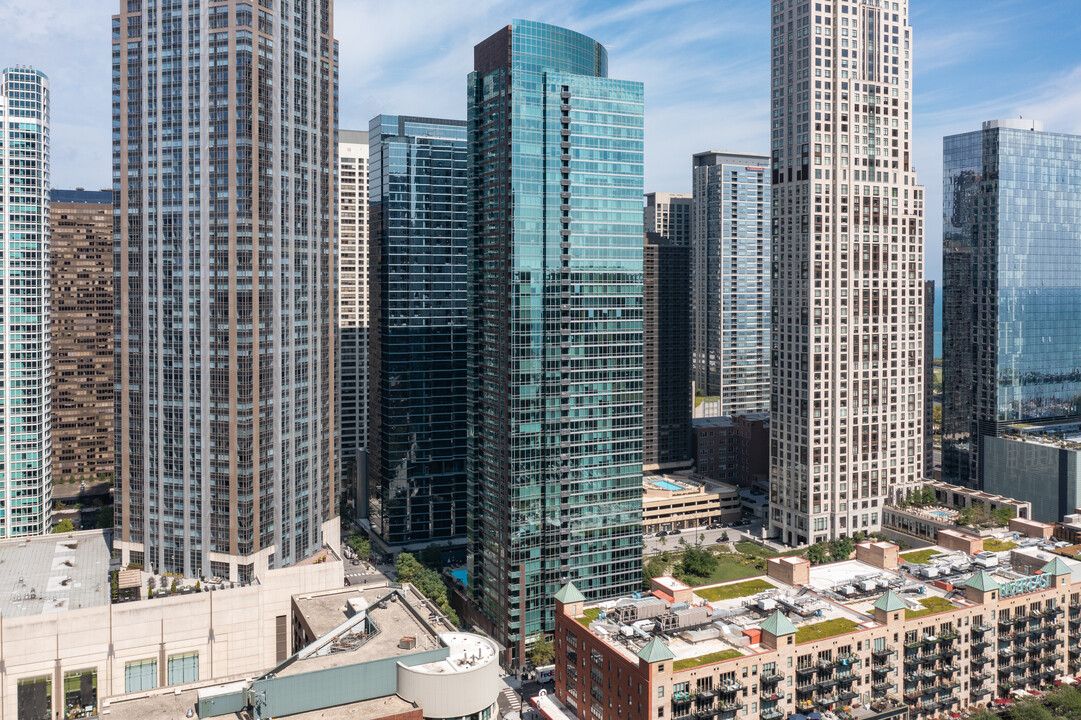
(998, 573), (1051, 598)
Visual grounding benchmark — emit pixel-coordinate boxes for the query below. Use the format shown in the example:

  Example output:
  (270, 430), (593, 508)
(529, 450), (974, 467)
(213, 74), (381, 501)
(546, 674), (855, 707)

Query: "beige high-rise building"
(338, 131), (370, 482)
(644, 192), (691, 246)
(113, 0), (339, 580)
(769, 0), (925, 545)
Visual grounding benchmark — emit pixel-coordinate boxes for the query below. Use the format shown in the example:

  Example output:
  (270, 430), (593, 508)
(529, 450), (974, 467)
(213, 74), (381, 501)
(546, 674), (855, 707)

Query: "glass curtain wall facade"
(691, 152), (771, 411)
(113, 1), (339, 579)
(769, 0), (925, 545)
(468, 20), (644, 664)
(942, 120), (1081, 488)
(339, 130), (369, 496)
(367, 115), (469, 549)
(643, 234), (691, 471)
(0, 67), (51, 537)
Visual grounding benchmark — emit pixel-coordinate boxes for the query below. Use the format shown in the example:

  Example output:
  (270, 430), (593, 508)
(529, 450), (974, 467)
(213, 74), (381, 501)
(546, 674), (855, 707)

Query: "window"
(63, 669), (97, 719)
(167, 653), (199, 685)
(124, 659), (158, 693)
(658, 686), (665, 698)
(18, 676), (51, 720)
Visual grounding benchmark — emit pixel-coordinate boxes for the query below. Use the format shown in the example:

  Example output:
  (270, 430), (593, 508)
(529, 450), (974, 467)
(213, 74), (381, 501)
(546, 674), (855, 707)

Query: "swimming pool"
(929, 510), (955, 519)
(652, 480), (684, 491)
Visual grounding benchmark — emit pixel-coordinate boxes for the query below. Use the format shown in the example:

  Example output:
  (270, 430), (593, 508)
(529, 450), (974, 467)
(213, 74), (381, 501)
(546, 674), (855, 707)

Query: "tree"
(346, 531), (371, 561)
(96, 505), (114, 530)
(932, 404), (942, 431)
(530, 636), (555, 667)
(1008, 700), (1053, 720)
(720, 531), (730, 542)
(395, 552), (460, 628)
(992, 505), (1016, 527)
(1046, 686), (1081, 720)
(643, 557), (667, 590)
(806, 543), (830, 565)
(658, 535), (667, 548)
(420, 543), (444, 570)
(677, 547), (717, 581)
(52, 519), (75, 534)
(967, 711), (999, 720)
(829, 536), (855, 561)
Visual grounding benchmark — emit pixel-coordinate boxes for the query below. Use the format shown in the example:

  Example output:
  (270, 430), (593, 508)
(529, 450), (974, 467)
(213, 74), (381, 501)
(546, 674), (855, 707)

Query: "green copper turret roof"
(872, 590), (907, 613)
(760, 610), (797, 636)
(554, 582), (586, 604)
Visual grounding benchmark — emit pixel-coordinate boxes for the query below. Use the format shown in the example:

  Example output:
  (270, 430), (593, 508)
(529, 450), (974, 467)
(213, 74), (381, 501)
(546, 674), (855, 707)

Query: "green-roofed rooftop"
(760, 610), (797, 637)
(964, 570), (1000, 592)
(872, 590), (907, 613)
(637, 636), (675, 664)
(554, 582), (586, 605)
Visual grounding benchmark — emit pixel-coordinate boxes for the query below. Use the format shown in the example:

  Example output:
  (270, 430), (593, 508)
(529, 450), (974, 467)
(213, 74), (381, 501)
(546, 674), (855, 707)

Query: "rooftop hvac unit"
(860, 580), (877, 592)
(758, 598), (777, 612)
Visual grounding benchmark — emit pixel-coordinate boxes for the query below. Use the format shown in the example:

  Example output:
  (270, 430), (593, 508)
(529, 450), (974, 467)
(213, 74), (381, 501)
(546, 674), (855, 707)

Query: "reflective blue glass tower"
(367, 115), (469, 550)
(943, 119), (1081, 488)
(467, 20), (644, 664)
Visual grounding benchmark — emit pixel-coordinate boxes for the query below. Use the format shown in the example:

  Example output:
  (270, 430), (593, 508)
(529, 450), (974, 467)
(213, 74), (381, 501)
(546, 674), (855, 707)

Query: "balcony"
(796, 666), (817, 678)
(973, 624), (993, 634)
(872, 647), (892, 659)
(762, 710), (783, 720)
(796, 685), (816, 697)
(761, 673), (784, 685)
(872, 664), (894, 675)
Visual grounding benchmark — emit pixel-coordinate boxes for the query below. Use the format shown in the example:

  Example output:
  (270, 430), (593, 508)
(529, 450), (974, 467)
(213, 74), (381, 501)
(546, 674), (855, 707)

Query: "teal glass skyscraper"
(467, 20), (644, 665)
(0, 67), (51, 537)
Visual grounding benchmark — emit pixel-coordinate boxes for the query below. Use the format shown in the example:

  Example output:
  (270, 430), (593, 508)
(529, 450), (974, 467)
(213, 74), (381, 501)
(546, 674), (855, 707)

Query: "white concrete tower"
(769, 0), (924, 545)
(338, 130), (370, 477)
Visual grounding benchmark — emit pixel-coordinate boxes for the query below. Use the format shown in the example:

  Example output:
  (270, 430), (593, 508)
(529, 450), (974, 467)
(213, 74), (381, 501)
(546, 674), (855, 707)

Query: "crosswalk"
(501, 686), (522, 713)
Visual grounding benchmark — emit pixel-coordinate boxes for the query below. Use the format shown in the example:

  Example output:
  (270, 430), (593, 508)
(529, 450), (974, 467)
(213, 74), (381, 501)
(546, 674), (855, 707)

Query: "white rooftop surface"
(531, 692), (581, 720)
(0, 531), (112, 617)
(408, 632), (497, 675)
(807, 559), (897, 589)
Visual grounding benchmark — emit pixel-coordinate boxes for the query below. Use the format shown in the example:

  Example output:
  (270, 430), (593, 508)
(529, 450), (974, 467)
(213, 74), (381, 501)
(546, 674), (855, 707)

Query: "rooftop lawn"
(794, 617), (860, 644)
(983, 538), (1018, 552)
(577, 607), (600, 627)
(673, 648), (742, 671)
(696, 579), (775, 602)
(905, 595), (956, 619)
(694, 395), (720, 408)
(900, 549), (942, 565)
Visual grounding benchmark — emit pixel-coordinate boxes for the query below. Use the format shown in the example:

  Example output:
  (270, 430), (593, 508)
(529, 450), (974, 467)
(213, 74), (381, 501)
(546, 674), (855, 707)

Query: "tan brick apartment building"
(552, 536), (1081, 720)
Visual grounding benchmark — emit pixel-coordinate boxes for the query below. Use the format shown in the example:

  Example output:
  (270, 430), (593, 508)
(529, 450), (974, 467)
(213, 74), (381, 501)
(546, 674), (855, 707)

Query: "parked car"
(670, 529), (682, 535)
(657, 530), (668, 537)
(344, 577), (351, 586)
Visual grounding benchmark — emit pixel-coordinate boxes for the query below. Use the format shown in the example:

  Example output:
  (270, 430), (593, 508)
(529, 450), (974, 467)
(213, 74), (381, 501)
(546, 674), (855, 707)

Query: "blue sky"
(3, 0), (1081, 282)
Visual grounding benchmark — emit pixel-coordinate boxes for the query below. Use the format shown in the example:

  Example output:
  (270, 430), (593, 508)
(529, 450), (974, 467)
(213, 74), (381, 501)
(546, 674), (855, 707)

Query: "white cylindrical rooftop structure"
(397, 632), (500, 719)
